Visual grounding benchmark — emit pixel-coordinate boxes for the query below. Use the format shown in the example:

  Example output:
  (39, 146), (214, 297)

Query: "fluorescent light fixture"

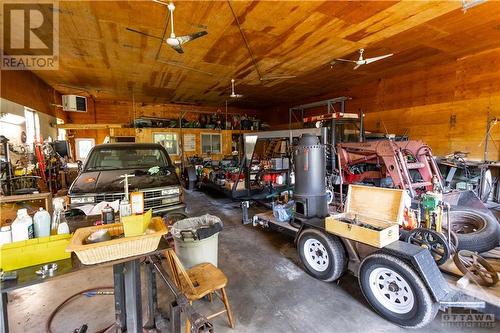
(462, 0), (487, 12)
(0, 113), (25, 125)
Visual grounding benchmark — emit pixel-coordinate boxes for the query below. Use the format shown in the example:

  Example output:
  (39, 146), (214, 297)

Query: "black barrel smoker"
(293, 134), (329, 218)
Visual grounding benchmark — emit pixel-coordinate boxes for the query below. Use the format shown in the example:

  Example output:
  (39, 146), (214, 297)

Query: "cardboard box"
(225, 180), (246, 191)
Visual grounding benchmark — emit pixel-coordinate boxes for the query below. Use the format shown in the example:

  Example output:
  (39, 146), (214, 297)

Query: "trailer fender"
(375, 240), (452, 302)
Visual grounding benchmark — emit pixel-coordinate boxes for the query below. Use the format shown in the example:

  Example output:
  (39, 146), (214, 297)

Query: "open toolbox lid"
(344, 185), (409, 225)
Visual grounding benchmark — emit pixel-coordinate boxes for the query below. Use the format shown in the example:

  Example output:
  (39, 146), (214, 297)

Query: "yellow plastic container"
(0, 234), (71, 271)
(121, 210), (152, 237)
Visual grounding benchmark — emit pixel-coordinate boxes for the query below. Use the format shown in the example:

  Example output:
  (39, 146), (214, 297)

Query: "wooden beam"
(57, 123), (125, 129)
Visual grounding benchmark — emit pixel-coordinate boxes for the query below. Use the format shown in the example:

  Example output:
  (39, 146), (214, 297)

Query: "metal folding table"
(0, 239), (212, 333)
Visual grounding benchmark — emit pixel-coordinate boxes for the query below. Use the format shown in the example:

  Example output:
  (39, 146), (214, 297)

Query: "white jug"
(11, 208), (34, 242)
(34, 207), (51, 237)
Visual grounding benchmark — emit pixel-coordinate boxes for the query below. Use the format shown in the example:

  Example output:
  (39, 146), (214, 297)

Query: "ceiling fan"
(332, 49), (393, 70)
(230, 79), (243, 98)
(127, 1), (207, 54)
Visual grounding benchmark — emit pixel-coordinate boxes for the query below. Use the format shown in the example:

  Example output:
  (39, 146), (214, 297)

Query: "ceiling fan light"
(167, 37), (179, 46)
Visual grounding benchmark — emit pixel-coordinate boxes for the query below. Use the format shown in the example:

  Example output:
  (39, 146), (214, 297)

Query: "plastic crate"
(0, 234), (71, 271)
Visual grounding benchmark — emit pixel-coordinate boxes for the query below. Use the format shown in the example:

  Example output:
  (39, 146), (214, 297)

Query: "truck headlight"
(161, 187), (180, 196)
(71, 196), (95, 204)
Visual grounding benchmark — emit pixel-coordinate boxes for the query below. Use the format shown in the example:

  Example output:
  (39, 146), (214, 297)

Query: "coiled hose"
(46, 287), (114, 333)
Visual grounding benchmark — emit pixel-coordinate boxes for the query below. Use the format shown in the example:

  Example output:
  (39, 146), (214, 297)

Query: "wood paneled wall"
(0, 70), (66, 122)
(66, 99), (260, 126)
(263, 49), (500, 161)
(135, 128), (249, 162)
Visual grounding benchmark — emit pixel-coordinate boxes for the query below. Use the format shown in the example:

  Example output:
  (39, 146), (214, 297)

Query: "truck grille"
(95, 193), (126, 202)
(92, 188), (179, 211)
(144, 190), (162, 199)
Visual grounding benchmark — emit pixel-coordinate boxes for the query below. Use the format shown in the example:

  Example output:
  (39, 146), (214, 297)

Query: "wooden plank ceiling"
(28, 0), (500, 108)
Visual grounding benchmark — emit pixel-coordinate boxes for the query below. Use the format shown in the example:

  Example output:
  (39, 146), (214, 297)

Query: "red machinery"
(337, 140), (444, 197)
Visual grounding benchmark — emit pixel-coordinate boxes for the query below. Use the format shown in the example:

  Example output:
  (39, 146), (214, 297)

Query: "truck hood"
(69, 168), (180, 194)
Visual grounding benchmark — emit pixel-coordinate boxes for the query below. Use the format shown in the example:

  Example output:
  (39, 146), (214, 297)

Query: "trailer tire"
(359, 253), (439, 329)
(448, 207), (499, 253)
(297, 228), (346, 282)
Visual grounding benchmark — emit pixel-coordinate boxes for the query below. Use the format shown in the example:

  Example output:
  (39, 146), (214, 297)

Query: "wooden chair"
(165, 249), (235, 333)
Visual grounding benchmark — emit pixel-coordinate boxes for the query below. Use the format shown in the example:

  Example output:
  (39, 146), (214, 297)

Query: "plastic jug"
(0, 226), (12, 245)
(11, 208), (34, 242)
(34, 207), (51, 237)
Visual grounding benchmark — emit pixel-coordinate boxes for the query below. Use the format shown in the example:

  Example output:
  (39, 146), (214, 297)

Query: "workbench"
(0, 192), (53, 226)
(0, 238), (212, 333)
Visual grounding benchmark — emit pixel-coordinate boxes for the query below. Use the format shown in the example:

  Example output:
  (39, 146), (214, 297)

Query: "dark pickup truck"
(68, 143), (185, 215)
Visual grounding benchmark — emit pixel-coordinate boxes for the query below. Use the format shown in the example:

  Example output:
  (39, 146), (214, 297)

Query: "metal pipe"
(292, 97), (351, 110)
(359, 109), (364, 142)
(331, 118), (336, 172)
(338, 151), (344, 211)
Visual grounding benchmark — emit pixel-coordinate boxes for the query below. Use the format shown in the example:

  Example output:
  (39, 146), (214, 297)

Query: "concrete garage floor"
(6, 191), (495, 333)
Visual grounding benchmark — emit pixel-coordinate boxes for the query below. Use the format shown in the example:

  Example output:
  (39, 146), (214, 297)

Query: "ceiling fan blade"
(335, 58), (357, 63)
(126, 27), (164, 41)
(353, 63), (362, 70)
(177, 31), (208, 45)
(364, 53), (393, 64)
(171, 44), (184, 54)
(152, 0), (169, 5)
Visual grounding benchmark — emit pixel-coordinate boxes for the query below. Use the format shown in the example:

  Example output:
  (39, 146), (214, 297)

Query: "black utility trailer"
(249, 210), (489, 329)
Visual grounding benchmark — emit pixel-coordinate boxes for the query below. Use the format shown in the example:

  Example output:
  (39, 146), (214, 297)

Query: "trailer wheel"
(359, 253), (439, 328)
(297, 228), (346, 282)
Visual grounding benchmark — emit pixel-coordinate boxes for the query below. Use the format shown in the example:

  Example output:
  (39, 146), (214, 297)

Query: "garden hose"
(46, 287), (114, 333)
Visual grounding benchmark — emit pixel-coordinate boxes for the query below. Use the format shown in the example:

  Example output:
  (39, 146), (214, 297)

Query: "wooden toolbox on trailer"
(325, 185), (407, 248)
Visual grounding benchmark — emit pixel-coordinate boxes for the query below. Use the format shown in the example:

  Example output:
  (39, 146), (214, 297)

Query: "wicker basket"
(67, 217), (167, 265)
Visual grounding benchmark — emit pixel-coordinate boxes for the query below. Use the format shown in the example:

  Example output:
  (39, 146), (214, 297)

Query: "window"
(153, 133), (178, 155)
(24, 108), (36, 148)
(84, 146), (170, 171)
(201, 133), (221, 154)
(57, 118), (66, 141)
(75, 138), (95, 161)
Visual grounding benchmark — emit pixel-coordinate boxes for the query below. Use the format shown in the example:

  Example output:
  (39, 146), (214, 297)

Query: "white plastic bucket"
(171, 214), (222, 269)
(173, 233), (219, 269)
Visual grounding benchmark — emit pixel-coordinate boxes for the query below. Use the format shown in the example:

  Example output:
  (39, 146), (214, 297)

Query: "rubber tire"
(359, 253), (439, 329)
(297, 228), (346, 282)
(448, 207), (499, 253)
(163, 212), (188, 226)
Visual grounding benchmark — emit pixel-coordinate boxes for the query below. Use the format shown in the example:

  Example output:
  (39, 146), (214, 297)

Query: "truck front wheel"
(359, 253), (439, 328)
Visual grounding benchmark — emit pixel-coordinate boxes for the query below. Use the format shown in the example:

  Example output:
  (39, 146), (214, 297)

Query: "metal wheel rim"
(407, 229), (449, 264)
(449, 211), (486, 234)
(368, 267), (415, 314)
(303, 238), (329, 272)
(453, 250), (499, 287)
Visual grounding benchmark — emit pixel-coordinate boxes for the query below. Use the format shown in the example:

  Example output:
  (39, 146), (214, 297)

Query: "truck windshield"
(85, 147), (171, 171)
